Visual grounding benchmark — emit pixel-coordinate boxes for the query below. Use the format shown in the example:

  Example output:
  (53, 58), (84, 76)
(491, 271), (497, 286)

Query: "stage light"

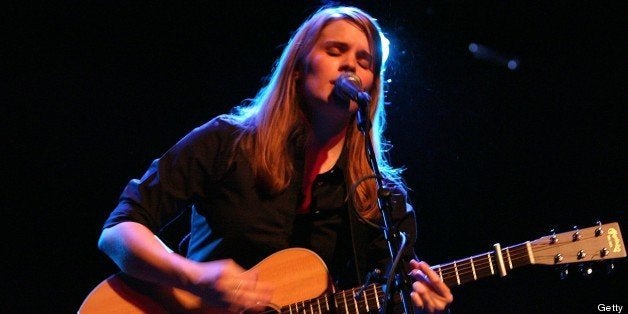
(469, 42), (520, 71)
(507, 59), (519, 70)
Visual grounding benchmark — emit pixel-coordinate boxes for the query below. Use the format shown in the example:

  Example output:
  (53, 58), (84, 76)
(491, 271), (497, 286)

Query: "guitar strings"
(435, 245), (531, 284)
(264, 231), (606, 312)
(434, 232), (604, 285)
(333, 285), (384, 313)
(275, 284), (384, 314)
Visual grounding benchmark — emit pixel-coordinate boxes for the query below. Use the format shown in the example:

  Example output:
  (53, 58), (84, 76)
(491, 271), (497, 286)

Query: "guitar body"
(79, 248), (331, 313)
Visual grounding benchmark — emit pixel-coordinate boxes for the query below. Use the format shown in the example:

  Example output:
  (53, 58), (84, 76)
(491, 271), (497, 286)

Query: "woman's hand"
(186, 259), (274, 312)
(408, 259), (453, 313)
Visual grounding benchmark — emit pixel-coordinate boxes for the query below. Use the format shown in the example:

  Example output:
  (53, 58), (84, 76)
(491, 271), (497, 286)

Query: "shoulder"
(175, 114), (244, 147)
(159, 114), (244, 162)
(190, 114), (244, 137)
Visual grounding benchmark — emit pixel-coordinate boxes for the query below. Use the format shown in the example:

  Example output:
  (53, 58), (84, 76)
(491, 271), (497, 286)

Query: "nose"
(339, 55), (357, 73)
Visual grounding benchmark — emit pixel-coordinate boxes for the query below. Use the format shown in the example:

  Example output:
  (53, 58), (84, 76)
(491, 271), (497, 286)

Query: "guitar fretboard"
(277, 243), (534, 313)
(279, 283), (384, 314)
(432, 242), (533, 286)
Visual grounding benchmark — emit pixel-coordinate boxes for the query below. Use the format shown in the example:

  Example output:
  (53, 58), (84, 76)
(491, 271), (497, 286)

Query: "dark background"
(7, 1), (625, 312)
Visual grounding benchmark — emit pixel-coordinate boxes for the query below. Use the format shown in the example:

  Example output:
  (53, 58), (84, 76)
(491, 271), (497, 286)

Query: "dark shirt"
(104, 114), (416, 288)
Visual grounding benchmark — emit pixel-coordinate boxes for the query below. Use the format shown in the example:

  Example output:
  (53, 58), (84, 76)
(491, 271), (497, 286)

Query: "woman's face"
(300, 19), (375, 114)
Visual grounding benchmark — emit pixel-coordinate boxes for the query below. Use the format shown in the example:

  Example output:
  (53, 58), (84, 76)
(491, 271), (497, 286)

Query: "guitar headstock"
(530, 222), (626, 265)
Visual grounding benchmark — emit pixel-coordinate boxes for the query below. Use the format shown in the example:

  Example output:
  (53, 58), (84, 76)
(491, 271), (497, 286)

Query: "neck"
(308, 110), (353, 145)
(301, 100), (354, 173)
(305, 125), (347, 171)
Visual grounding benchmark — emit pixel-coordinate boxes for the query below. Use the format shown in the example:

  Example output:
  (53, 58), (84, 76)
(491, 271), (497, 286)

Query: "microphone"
(333, 72), (371, 103)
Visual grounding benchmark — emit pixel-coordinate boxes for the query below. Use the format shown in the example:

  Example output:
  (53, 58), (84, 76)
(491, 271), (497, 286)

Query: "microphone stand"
(355, 92), (414, 314)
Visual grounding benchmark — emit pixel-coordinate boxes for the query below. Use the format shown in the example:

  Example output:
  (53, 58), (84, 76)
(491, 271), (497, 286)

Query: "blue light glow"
(381, 33), (390, 66)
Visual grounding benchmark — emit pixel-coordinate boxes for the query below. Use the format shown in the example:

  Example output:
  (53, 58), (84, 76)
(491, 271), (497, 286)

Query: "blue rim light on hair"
(381, 33), (390, 68)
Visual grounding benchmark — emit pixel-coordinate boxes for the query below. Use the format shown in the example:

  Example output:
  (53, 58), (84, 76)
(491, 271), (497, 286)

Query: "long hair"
(231, 6), (405, 220)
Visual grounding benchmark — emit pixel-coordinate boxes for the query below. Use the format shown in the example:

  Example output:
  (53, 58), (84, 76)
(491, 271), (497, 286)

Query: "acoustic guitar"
(79, 222), (625, 313)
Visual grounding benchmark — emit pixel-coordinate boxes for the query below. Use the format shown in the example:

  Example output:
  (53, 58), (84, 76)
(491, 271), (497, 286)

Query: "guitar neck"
(432, 242), (533, 287)
(279, 222), (625, 313)
(430, 221), (626, 287)
(331, 243), (533, 311)
(281, 243), (535, 313)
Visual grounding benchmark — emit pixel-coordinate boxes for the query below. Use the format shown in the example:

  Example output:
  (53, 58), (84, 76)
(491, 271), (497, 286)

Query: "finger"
(233, 279), (244, 295)
(416, 261), (453, 301)
(408, 259), (429, 280)
(212, 260), (247, 294)
(410, 291), (424, 311)
(229, 272), (274, 311)
(409, 261), (454, 310)
(227, 279), (245, 306)
(416, 261), (441, 282)
(238, 281), (274, 310)
(413, 280), (437, 313)
(415, 286), (452, 313)
(408, 268), (431, 289)
(409, 258), (421, 269)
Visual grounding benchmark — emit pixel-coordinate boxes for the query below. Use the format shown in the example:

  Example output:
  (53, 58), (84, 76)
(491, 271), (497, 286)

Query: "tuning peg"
(601, 247), (610, 257)
(554, 253), (564, 264)
(572, 225), (582, 241)
(595, 220), (604, 236)
(577, 250), (587, 260)
(549, 229), (558, 244)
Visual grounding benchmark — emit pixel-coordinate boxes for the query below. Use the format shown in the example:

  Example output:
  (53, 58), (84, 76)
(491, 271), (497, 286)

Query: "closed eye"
(325, 42), (348, 56)
(326, 48), (342, 56)
(323, 41), (373, 70)
(357, 51), (373, 69)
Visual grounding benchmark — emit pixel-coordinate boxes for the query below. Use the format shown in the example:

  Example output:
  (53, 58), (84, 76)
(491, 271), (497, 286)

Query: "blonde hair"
(232, 6), (405, 220)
